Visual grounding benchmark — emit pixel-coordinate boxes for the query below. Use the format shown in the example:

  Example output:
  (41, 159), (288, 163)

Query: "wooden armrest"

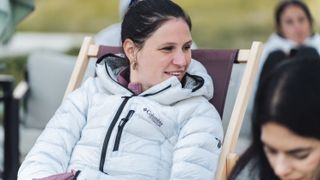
(237, 50), (250, 63)
(13, 81), (29, 99)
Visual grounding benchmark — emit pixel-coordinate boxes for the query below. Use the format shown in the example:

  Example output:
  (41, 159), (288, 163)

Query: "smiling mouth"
(165, 71), (184, 77)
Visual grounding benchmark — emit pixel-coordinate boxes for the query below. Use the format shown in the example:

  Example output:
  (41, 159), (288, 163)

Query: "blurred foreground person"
(229, 48), (320, 180)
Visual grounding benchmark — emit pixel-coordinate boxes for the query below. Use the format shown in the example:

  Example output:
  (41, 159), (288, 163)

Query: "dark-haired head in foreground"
(230, 47), (320, 180)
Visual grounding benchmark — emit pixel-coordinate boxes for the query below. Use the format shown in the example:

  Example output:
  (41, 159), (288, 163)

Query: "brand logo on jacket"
(143, 108), (163, 127)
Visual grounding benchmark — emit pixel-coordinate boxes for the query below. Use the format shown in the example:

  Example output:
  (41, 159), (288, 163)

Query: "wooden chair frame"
(65, 36), (263, 180)
(215, 41), (262, 179)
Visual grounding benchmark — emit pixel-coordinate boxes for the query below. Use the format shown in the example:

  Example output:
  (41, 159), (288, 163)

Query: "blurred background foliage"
(2, 0), (320, 83)
(17, 0), (320, 48)
(0, 0), (319, 121)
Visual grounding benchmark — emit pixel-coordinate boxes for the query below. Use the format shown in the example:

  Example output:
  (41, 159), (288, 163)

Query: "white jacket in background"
(18, 54), (223, 180)
(260, 32), (320, 73)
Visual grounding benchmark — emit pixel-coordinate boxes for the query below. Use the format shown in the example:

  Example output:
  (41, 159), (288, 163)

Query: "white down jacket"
(18, 54), (223, 180)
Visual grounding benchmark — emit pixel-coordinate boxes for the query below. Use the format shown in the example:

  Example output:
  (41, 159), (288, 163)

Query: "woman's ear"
(123, 38), (136, 63)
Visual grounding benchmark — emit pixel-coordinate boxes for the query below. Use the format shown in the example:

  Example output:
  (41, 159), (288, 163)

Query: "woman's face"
(261, 122), (320, 180)
(128, 18), (192, 91)
(279, 5), (311, 44)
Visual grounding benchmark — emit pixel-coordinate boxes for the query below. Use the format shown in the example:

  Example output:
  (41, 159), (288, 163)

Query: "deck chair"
(65, 36), (263, 180)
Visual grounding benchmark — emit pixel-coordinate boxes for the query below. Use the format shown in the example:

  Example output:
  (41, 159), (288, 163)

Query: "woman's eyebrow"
(261, 141), (277, 151)
(262, 141), (312, 154)
(158, 42), (176, 47)
(184, 40), (192, 44)
(286, 147), (312, 155)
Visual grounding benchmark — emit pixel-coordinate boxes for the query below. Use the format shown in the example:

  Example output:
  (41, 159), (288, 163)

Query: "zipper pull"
(113, 110), (135, 151)
(118, 110), (135, 127)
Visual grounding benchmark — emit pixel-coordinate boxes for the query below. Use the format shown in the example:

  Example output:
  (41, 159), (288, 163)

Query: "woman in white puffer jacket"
(18, 0), (223, 179)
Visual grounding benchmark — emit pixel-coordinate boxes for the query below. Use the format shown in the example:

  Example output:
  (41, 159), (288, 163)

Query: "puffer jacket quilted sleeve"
(17, 79), (92, 180)
(169, 99), (223, 180)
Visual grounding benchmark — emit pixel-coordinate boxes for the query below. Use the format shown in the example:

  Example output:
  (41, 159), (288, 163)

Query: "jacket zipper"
(113, 110), (135, 151)
(97, 55), (178, 172)
(99, 96), (131, 172)
(98, 85), (172, 172)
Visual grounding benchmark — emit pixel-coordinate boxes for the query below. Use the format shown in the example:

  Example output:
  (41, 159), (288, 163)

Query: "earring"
(131, 58), (137, 70)
(132, 61), (137, 70)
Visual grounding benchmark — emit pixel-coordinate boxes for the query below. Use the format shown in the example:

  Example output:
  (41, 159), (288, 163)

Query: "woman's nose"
(173, 51), (187, 66)
(273, 155), (292, 178)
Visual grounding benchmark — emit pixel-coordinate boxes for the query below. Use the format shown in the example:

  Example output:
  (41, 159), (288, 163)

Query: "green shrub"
(0, 56), (27, 84)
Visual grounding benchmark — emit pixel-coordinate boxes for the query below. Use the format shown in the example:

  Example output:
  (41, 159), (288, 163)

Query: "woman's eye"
(298, 17), (307, 24)
(292, 152), (310, 160)
(183, 45), (191, 51)
(264, 146), (277, 155)
(161, 46), (174, 52)
(284, 19), (293, 26)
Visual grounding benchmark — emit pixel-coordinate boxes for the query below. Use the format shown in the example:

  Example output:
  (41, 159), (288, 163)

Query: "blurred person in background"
(229, 47), (320, 180)
(260, 0), (320, 68)
(241, 0), (320, 143)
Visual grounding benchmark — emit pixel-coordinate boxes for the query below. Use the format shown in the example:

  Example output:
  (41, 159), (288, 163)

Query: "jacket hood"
(95, 54), (214, 105)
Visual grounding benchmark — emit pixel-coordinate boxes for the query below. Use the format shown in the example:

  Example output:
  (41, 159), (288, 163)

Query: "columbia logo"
(143, 108), (163, 127)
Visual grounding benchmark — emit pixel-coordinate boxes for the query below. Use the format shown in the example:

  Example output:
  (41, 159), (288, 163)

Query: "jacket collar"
(95, 54), (214, 105)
